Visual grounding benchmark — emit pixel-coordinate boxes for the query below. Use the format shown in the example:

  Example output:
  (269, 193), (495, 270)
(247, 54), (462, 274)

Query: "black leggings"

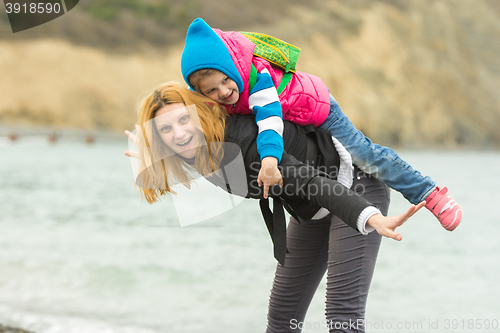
(266, 169), (390, 333)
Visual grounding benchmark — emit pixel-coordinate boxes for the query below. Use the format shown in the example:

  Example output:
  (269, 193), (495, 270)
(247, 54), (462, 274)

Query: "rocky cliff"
(1, 0), (499, 147)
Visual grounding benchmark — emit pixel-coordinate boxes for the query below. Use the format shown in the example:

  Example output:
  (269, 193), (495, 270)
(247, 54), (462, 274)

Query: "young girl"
(180, 18), (462, 231)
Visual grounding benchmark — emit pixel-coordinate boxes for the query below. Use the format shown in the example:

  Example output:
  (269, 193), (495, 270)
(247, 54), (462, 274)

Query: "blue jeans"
(319, 94), (435, 204)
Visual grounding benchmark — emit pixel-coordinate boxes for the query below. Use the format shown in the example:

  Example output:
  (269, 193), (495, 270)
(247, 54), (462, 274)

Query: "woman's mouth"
(176, 136), (193, 147)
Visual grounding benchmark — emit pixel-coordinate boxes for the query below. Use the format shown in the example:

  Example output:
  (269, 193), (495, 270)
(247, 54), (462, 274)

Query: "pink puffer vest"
(214, 29), (330, 127)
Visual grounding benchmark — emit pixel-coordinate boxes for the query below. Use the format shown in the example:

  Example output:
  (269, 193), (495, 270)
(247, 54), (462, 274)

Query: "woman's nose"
(173, 126), (186, 139)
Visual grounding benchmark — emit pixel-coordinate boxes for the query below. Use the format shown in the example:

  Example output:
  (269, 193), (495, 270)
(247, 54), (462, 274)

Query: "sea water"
(0, 140), (498, 333)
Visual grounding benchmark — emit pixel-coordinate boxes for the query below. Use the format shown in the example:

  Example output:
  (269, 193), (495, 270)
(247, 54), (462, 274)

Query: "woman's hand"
(257, 156), (284, 199)
(367, 201), (426, 241)
(124, 125), (139, 159)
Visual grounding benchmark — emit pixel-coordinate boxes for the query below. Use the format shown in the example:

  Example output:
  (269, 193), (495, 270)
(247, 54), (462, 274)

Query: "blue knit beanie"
(181, 18), (244, 92)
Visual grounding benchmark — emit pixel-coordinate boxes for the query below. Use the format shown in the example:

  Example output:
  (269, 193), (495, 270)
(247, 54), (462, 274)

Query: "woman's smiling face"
(154, 103), (203, 159)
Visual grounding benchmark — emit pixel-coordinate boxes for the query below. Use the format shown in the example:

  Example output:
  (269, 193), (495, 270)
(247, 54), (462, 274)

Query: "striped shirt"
(248, 68), (284, 162)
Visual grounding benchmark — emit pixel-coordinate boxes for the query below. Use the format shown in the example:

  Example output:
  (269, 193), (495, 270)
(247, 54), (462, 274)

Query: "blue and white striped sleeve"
(248, 68), (284, 162)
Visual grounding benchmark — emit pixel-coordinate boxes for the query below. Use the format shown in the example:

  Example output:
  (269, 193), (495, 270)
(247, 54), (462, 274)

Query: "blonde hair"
(135, 81), (227, 203)
(188, 68), (221, 93)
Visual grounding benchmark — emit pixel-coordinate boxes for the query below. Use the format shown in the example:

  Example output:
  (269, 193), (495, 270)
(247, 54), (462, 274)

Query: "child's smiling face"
(197, 71), (239, 105)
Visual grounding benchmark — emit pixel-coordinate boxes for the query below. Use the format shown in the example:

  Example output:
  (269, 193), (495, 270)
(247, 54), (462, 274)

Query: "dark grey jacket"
(206, 115), (375, 265)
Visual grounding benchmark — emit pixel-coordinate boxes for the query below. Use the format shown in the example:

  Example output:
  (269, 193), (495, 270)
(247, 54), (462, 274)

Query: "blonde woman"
(125, 82), (424, 333)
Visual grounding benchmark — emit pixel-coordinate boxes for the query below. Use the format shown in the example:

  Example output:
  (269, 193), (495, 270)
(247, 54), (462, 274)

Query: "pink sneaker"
(425, 186), (463, 231)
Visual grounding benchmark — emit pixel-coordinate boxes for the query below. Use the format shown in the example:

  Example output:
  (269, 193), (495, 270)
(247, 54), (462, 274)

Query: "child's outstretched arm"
(249, 68), (285, 199)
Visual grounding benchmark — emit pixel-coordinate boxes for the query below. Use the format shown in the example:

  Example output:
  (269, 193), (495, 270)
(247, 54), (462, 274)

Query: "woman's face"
(154, 103), (204, 159)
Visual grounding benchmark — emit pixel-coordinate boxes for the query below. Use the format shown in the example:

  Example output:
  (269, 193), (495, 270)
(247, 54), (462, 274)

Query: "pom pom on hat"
(181, 18), (243, 92)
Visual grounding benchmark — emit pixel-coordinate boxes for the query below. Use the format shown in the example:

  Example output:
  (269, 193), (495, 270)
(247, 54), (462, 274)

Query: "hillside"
(1, 0), (499, 147)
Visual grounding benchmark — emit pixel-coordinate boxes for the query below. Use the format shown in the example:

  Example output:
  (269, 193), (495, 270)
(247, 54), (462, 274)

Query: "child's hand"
(257, 157), (283, 199)
(367, 201), (426, 241)
(124, 125), (139, 159)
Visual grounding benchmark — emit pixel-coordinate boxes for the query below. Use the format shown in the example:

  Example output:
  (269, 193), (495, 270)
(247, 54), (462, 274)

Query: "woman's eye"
(180, 115), (190, 123)
(160, 126), (171, 133)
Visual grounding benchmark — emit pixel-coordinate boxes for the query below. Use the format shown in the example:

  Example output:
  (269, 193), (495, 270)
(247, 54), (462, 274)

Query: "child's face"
(197, 71), (239, 105)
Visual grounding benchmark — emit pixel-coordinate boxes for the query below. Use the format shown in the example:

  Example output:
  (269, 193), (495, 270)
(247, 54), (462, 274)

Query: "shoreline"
(0, 123), (123, 138)
(0, 325), (34, 333)
(0, 123), (123, 145)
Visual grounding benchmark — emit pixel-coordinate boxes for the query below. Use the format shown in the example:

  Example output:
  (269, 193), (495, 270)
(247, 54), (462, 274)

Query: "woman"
(124, 82), (424, 332)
